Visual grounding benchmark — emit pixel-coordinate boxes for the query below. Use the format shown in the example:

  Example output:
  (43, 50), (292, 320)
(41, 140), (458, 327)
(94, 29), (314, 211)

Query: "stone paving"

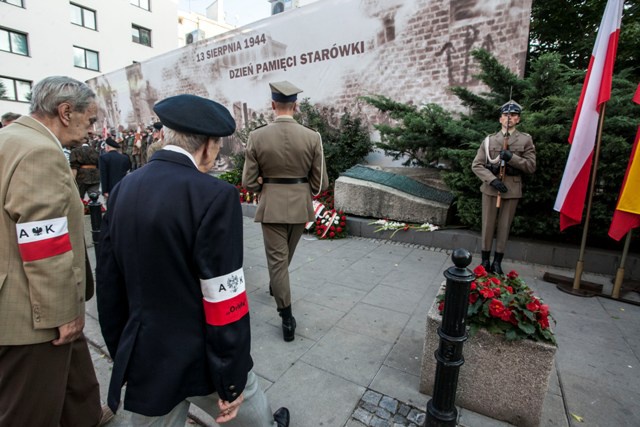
(84, 215), (640, 427)
(351, 390), (426, 427)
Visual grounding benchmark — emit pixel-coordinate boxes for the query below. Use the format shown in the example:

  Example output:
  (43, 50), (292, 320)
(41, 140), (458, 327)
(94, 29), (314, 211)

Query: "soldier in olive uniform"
(242, 81), (328, 342)
(471, 101), (536, 275)
(70, 141), (100, 199)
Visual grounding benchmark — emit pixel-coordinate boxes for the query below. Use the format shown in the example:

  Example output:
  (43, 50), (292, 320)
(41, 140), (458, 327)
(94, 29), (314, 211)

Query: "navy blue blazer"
(99, 151), (131, 195)
(96, 149), (252, 416)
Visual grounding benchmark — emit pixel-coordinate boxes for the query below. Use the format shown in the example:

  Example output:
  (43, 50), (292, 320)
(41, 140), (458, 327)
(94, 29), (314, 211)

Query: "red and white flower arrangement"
(437, 266), (556, 345)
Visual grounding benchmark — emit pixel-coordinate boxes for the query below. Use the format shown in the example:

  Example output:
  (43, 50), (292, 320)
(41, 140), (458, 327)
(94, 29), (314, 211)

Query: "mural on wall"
(86, 0), (533, 169)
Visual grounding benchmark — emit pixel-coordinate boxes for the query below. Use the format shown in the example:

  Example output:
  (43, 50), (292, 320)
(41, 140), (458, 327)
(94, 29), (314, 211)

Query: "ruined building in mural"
(86, 0), (533, 167)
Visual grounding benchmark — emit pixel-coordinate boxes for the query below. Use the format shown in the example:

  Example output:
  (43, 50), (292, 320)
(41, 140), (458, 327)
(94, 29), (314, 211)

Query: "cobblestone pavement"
(351, 390), (426, 427)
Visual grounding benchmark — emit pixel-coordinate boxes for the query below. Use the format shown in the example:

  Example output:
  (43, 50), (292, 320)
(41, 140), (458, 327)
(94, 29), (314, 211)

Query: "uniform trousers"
(78, 182), (101, 199)
(481, 194), (519, 253)
(129, 371), (276, 426)
(261, 223), (305, 309)
(0, 334), (102, 427)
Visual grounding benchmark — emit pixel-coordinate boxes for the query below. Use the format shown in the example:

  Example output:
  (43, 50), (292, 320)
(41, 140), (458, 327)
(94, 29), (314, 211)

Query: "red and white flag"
(608, 84), (640, 240)
(102, 118), (108, 139)
(553, 0), (624, 231)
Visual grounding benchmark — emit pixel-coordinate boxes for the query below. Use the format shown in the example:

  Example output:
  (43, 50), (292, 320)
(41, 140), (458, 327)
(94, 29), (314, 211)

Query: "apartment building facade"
(0, 0), (179, 116)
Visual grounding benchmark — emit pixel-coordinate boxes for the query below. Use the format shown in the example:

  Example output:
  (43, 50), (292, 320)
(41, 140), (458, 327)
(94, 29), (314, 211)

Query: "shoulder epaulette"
(301, 123), (318, 132)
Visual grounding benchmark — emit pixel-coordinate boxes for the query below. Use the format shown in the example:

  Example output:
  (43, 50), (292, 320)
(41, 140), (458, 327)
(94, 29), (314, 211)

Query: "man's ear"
(272, 101), (276, 110)
(58, 103), (72, 126)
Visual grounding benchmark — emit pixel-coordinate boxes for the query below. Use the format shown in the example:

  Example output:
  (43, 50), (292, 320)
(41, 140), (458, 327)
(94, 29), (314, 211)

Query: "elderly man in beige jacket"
(0, 76), (111, 426)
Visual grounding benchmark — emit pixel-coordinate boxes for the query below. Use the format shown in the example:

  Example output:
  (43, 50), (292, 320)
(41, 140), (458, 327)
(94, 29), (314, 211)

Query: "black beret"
(153, 94), (236, 137)
(105, 137), (120, 149)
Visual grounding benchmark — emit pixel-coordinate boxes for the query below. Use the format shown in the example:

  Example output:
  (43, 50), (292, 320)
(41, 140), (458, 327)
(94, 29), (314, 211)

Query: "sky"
(177, 0), (279, 28)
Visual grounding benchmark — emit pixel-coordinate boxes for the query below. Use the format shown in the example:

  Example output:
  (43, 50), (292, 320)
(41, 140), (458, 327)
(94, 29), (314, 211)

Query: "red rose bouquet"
(437, 266), (556, 345)
(236, 185), (259, 204)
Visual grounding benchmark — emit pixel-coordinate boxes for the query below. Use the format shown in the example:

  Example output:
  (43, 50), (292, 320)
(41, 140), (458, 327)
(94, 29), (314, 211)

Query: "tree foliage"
(364, 49), (640, 248)
(0, 80), (6, 100)
(529, 0), (640, 80)
(296, 99), (373, 182)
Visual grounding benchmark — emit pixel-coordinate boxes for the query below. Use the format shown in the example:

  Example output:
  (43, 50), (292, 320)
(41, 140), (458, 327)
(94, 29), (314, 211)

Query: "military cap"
(153, 94), (236, 137)
(500, 100), (522, 114)
(105, 137), (120, 149)
(269, 81), (303, 103)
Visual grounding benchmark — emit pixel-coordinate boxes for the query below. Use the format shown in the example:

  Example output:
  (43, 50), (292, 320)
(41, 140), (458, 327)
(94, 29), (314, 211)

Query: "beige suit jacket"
(0, 116), (87, 345)
(242, 117), (329, 223)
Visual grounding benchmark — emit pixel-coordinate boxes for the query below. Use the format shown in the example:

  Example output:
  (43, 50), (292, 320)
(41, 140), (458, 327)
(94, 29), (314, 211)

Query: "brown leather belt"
(80, 165), (97, 169)
(262, 177), (308, 184)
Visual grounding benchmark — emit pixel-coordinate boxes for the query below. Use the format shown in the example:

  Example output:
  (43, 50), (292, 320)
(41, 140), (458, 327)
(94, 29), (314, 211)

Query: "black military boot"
(481, 250), (491, 272)
(491, 252), (504, 276)
(278, 306), (296, 342)
(273, 407), (290, 427)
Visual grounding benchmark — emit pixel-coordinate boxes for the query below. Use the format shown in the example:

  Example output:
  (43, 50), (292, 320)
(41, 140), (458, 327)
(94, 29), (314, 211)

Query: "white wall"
(177, 10), (234, 47)
(0, 0), (179, 116)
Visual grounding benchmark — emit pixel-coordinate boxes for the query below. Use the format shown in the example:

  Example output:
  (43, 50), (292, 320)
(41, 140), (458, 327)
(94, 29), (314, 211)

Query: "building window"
(0, 27), (28, 56)
(73, 46), (99, 71)
(130, 0), (150, 11)
(0, 76), (31, 102)
(0, 0), (24, 7)
(70, 3), (97, 30)
(131, 24), (151, 46)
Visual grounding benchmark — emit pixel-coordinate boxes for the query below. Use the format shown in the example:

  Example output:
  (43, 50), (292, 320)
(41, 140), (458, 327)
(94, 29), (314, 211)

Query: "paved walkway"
(84, 216), (640, 426)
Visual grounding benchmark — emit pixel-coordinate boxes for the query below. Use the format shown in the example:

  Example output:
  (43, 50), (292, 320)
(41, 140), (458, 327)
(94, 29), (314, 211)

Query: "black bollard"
(87, 192), (102, 250)
(425, 248), (474, 427)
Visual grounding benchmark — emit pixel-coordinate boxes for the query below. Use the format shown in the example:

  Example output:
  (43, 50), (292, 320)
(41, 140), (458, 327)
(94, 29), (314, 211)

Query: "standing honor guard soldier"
(471, 100), (536, 274)
(242, 81), (328, 342)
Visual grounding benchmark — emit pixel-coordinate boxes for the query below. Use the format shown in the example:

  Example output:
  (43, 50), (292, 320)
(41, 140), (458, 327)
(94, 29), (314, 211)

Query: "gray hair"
(1, 112), (21, 124)
(162, 127), (214, 154)
(29, 76), (96, 116)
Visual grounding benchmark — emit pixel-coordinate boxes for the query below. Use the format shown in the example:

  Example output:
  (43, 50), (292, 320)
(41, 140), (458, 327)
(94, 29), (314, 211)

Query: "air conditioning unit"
(270, 0), (295, 15)
(186, 29), (205, 44)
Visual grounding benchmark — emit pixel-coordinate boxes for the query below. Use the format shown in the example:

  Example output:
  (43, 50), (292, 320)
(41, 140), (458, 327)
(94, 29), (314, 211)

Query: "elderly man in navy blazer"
(97, 94), (289, 426)
(98, 137), (131, 200)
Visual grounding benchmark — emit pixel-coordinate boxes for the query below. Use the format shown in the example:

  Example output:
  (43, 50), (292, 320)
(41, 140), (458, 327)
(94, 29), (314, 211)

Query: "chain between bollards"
(87, 192), (103, 252)
(425, 248), (474, 427)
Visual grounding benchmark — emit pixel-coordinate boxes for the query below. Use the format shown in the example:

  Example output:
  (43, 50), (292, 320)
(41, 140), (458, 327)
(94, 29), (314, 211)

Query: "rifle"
(496, 106), (512, 209)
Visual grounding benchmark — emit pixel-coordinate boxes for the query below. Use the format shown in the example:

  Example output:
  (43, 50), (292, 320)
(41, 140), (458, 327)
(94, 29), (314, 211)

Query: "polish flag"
(608, 84), (640, 240)
(102, 118), (108, 139)
(553, 0), (624, 231)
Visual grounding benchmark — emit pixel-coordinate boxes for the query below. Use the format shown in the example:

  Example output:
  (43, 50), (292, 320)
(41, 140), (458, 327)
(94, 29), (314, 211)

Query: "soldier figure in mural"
(471, 101), (536, 275)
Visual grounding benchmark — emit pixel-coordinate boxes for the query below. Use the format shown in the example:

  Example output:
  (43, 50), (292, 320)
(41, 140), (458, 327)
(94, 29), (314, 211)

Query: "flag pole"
(611, 230), (632, 298)
(572, 104), (607, 291)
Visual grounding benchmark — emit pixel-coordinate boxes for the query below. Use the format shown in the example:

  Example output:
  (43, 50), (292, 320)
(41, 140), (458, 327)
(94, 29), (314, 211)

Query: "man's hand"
(52, 315), (85, 346)
(500, 150), (513, 162)
(490, 179), (508, 193)
(216, 393), (245, 423)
